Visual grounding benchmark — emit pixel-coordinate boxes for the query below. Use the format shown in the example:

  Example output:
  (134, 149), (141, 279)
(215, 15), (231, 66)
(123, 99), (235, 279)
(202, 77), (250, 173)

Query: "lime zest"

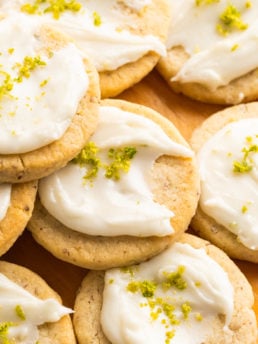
(21, 0), (82, 19)
(72, 142), (137, 182)
(216, 4), (248, 36)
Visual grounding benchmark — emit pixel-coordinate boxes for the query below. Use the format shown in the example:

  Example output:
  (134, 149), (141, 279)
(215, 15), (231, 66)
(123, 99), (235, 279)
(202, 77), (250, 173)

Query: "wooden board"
(2, 69), (258, 332)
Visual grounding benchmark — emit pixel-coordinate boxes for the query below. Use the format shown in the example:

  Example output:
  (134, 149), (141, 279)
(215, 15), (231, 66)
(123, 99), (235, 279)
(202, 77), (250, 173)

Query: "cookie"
(157, 1), (258, 105)
(0, 260), (76, 344)
(0, 180), (37, 256)
(28, 99), (199, 269)
(0, 13), (99, 183)
(190, 102), (258, 262)
(73, 233), (257, 344)
(1, 0), (170, 98)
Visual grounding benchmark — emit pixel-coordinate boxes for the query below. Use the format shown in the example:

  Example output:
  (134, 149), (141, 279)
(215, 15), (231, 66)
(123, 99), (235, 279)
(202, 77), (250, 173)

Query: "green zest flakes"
(21, 0), (82, 19)
(241, 204), (248, 213)
(162, 265), (187, 290)
(127, 280), (157, 298)
(195, 0), (250, 36)
(195, 313), (203, 321)
(241, 200), (252, 214)
(233, 159), (252, 173)
(181, 302), (192, 319)
(0, 70), (14, 100)
(165, 331), (176, 344)
(14, 56), (46, 83)
(0, 53), (47, 102)
(7, 48), (14, 55)
(105, 147), (137, 180)
(245, 1), (252, 8)
(72, 142), (101, 181)
(217, 4), (248, 36)
(0, 322), (14, 344)
(72, 142), (137, 182)
(195, 0), (220, 6)
(40, 79), (49, 87)
(230, 43), (239, 51)
(125, 265), (203, 344)
(93, 11), (102, 26)
(232, 135), (258, 173)
(15, 304), (26, 321)
(0, 305), (26, 343)
(120, 266), (136, 277)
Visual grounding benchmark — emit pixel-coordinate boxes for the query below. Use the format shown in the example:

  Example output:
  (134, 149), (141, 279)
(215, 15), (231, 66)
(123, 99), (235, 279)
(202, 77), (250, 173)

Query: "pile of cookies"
(0, 1), (257, 343)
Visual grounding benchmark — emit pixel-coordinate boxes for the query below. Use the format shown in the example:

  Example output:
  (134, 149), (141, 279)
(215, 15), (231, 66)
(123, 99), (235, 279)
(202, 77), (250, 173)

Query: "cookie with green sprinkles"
(157, 1), (258, 105)
(27, 99), (199, 270)
(0, 260), (76, 344)
(1, 0), (170, 98)
(73, 233), (257, 344)
(0, 14), (100, 183)
(190, 102), (258, 263)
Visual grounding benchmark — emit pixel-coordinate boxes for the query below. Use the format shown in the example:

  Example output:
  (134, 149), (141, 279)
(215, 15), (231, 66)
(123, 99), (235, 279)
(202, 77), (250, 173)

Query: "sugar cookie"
(0, 260), (76, 344)
(0, 14), (99, 183)
(157, 1), (258, 105)
(28, 99), (199, 269)
(191, 102), (258, 262)
(1, 0), (170, 98)
(73, 233), (257, 344)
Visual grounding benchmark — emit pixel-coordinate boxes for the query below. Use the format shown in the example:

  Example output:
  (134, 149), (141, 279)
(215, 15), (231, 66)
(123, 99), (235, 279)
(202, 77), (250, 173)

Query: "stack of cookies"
(0, 1), (257, 344)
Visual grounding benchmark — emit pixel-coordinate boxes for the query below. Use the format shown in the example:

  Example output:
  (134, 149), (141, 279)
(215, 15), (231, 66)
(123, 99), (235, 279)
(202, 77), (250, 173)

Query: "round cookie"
(28, 99), (199, 270)
(98, 0), (170, 98)
(1, 0), (170, 98)
(0, 180), (37, 256)
(0, 260), (76, 344)
(157, 1), (258, 105)
(73, 233), (257, 344)
(0, 15), (100, 183)
(190, 102), (258, 263)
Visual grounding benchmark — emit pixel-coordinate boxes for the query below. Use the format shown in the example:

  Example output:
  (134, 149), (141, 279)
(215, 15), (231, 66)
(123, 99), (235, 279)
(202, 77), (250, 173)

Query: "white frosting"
(0, 272), (72, 343)
(39, 105), (193, 237)
(168, 0), (258, 90)
(101, 242), (234, 344)
(198, 118), (258, 250)
(0, 184), (11, 221)
(0, 13), (88, 154)
(0, 0), (166, 72)
(123, 0), (151, 11)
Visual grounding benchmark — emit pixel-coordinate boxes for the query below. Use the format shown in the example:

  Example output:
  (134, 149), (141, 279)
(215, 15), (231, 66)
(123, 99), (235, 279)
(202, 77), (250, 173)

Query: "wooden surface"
(2, 69), (258, 328)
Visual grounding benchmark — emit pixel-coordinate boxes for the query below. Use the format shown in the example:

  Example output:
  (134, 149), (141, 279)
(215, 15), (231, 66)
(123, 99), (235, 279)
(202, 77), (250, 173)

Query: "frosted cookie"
(157, 1), (258, 105)
(0, 260), (76, 344)
(73, 233), (257, 344)
(28, 99), (199, 269)
(190, 102), (258, 263)
(0, 13), (99, 183)
(0, 180), (37, 256)
(1, 0), (170, 98)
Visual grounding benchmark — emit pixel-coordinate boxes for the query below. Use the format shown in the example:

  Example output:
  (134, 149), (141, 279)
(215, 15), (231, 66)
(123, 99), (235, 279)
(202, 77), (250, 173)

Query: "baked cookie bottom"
(0, 27), (100, 184)
(27, 99), (199, 269)
(157, 46), (258, 105)
(100, 52), (160, 98)
(99, 0), (170, 98)
(73, 233), (257, 344)
(191, 207), (258, 263)
(28, 198), (179, 270)
(0, 180), (37, 256)
(190, 102), (258, 262)
(0, 260), (76, 344)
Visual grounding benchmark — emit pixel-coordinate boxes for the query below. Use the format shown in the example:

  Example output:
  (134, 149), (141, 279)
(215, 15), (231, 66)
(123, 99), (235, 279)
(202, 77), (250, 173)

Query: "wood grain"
(2, 69), (258, 332)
